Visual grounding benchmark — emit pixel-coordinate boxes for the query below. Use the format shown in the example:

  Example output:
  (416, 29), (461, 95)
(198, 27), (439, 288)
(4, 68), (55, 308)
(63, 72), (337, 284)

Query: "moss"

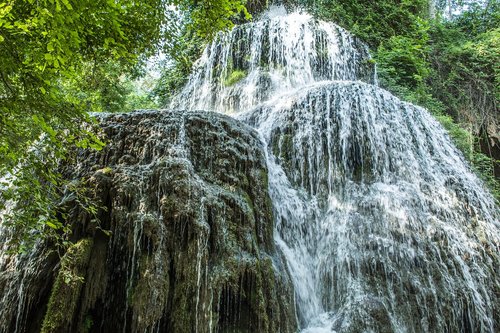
(41, 238), (93, 333)
(96, 166), (113, 175)
(280, 134), (293, 161)
(224, 70), (247, 86)
(82, 315), (93, 333)
(130, 254), (170, 331)
(271, 132), (294, 177)
(242, 191), (255, 214)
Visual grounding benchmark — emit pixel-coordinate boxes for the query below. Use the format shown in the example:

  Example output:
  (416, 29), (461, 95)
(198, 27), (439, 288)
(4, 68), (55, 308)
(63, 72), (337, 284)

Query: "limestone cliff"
(0, 110), (297, 333)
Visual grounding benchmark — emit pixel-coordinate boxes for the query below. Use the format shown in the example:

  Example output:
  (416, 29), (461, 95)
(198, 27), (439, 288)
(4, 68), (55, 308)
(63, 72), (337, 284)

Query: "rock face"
(0, 110), (297, 333)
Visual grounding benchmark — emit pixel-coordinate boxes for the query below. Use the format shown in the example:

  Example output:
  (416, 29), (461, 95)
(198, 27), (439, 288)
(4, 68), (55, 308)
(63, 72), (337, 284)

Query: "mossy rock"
(41, 238), (93, 333)
(224, 70), (247, 86)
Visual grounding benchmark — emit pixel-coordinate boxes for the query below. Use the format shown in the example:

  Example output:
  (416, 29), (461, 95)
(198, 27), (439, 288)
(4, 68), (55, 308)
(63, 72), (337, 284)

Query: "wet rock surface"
(0, 110), (297, 333)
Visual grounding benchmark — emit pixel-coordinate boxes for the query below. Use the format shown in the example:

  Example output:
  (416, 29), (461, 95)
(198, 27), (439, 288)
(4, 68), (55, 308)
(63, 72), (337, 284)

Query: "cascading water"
(240, 82), (499, 332)
(0, 6), (498, 333)
(170, 7), (375, 113)
(174, 7), (500, 333)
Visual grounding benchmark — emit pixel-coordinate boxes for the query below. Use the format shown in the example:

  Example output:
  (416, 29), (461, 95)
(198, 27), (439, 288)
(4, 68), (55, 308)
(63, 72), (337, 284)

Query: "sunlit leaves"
(0, 0), (167, 250)
(175, 0), (250, 38)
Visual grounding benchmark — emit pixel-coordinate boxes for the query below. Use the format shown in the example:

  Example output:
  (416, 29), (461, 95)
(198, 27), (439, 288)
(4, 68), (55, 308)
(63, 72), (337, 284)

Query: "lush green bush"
(224, 70), (248, 86)
(297, 0), (429, 47)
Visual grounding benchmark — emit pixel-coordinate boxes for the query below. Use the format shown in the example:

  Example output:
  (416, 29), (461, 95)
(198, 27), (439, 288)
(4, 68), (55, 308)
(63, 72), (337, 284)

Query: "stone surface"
(0, 110), (297, 333)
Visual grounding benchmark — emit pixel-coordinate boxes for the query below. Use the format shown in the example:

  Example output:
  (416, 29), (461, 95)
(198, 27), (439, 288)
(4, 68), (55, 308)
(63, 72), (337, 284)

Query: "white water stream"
(173, 7), (499, 333)
(170, 7), (375, 114)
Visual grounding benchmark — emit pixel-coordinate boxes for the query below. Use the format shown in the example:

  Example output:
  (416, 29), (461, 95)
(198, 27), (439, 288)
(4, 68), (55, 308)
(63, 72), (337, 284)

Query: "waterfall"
(0, 6), (498, 333)
(239, 82), (499, 332)
(170, 7), (375, 113)
(174, 7), (500, 333)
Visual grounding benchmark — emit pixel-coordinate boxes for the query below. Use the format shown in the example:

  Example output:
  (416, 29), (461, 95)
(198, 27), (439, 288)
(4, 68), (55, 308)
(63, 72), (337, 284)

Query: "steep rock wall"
(0, 110), (297, 333)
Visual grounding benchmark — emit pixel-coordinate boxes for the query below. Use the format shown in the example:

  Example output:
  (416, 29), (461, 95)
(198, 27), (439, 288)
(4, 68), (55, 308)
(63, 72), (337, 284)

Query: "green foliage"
(297, 0), (430, 47)
(154, 63), (192, 107)
(377, 35), (428, 88)
(0, 0), (166, 142)
(376, 17), (431, 100)
(0, 0), (166, 250)
(62, 60), (160, 113)
(434, 113), (474, 157)
(154, 2), (251, 106)
(0, 119), (105, 252)
(175, 0), (251, 39)
(224, 70), (247, 86)
(153, 22), (205, 106)
(453, 0), (500, 35)
(425, 3), (499, 202)
(428, 23), (499, 123)
(471, 152), (500, 200)
(82, 315), (93, 333)
(41, 238), (93, 333)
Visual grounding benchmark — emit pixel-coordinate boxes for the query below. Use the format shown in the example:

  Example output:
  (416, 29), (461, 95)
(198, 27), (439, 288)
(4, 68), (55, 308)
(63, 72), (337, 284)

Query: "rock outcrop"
(0, 110), (297, 333)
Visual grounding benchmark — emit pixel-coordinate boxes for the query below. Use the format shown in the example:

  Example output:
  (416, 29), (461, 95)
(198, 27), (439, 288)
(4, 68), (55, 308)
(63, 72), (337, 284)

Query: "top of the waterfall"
(259, 5), (289, 19)
(170, 8), (377, 113)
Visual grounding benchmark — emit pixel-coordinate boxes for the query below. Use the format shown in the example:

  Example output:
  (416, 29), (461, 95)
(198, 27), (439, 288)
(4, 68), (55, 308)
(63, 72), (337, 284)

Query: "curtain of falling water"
(174, 6), (500, 333)
(239, 82), (499, 332)
(170, 7), (376, 113)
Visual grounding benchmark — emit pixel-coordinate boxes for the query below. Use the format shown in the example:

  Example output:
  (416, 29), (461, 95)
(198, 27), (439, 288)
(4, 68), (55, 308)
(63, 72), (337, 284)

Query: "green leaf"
(61, 0), (73, 10)
(46, 221), (60, 229)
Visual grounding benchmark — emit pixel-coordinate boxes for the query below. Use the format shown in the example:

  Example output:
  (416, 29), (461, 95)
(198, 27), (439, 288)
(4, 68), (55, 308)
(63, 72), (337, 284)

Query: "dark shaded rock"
(0, 110), (296, 333)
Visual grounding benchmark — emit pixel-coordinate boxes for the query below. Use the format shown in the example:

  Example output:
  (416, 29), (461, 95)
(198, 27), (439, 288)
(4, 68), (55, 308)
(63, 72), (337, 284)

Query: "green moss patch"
(41, 238), (93, 333)
(224, 70), (247, 86)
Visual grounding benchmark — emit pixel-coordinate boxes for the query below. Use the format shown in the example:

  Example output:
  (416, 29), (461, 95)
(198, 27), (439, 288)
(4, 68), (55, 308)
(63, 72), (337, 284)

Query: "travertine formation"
(0, 110), (297, 333)
(1, 7), (499, 333)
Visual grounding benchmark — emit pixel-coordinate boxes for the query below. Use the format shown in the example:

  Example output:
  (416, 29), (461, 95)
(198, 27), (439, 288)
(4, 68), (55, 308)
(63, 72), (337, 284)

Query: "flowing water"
(170, 6), (375, 114)
(0, 6), (498, 333)
(174, 7), (500, 333)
